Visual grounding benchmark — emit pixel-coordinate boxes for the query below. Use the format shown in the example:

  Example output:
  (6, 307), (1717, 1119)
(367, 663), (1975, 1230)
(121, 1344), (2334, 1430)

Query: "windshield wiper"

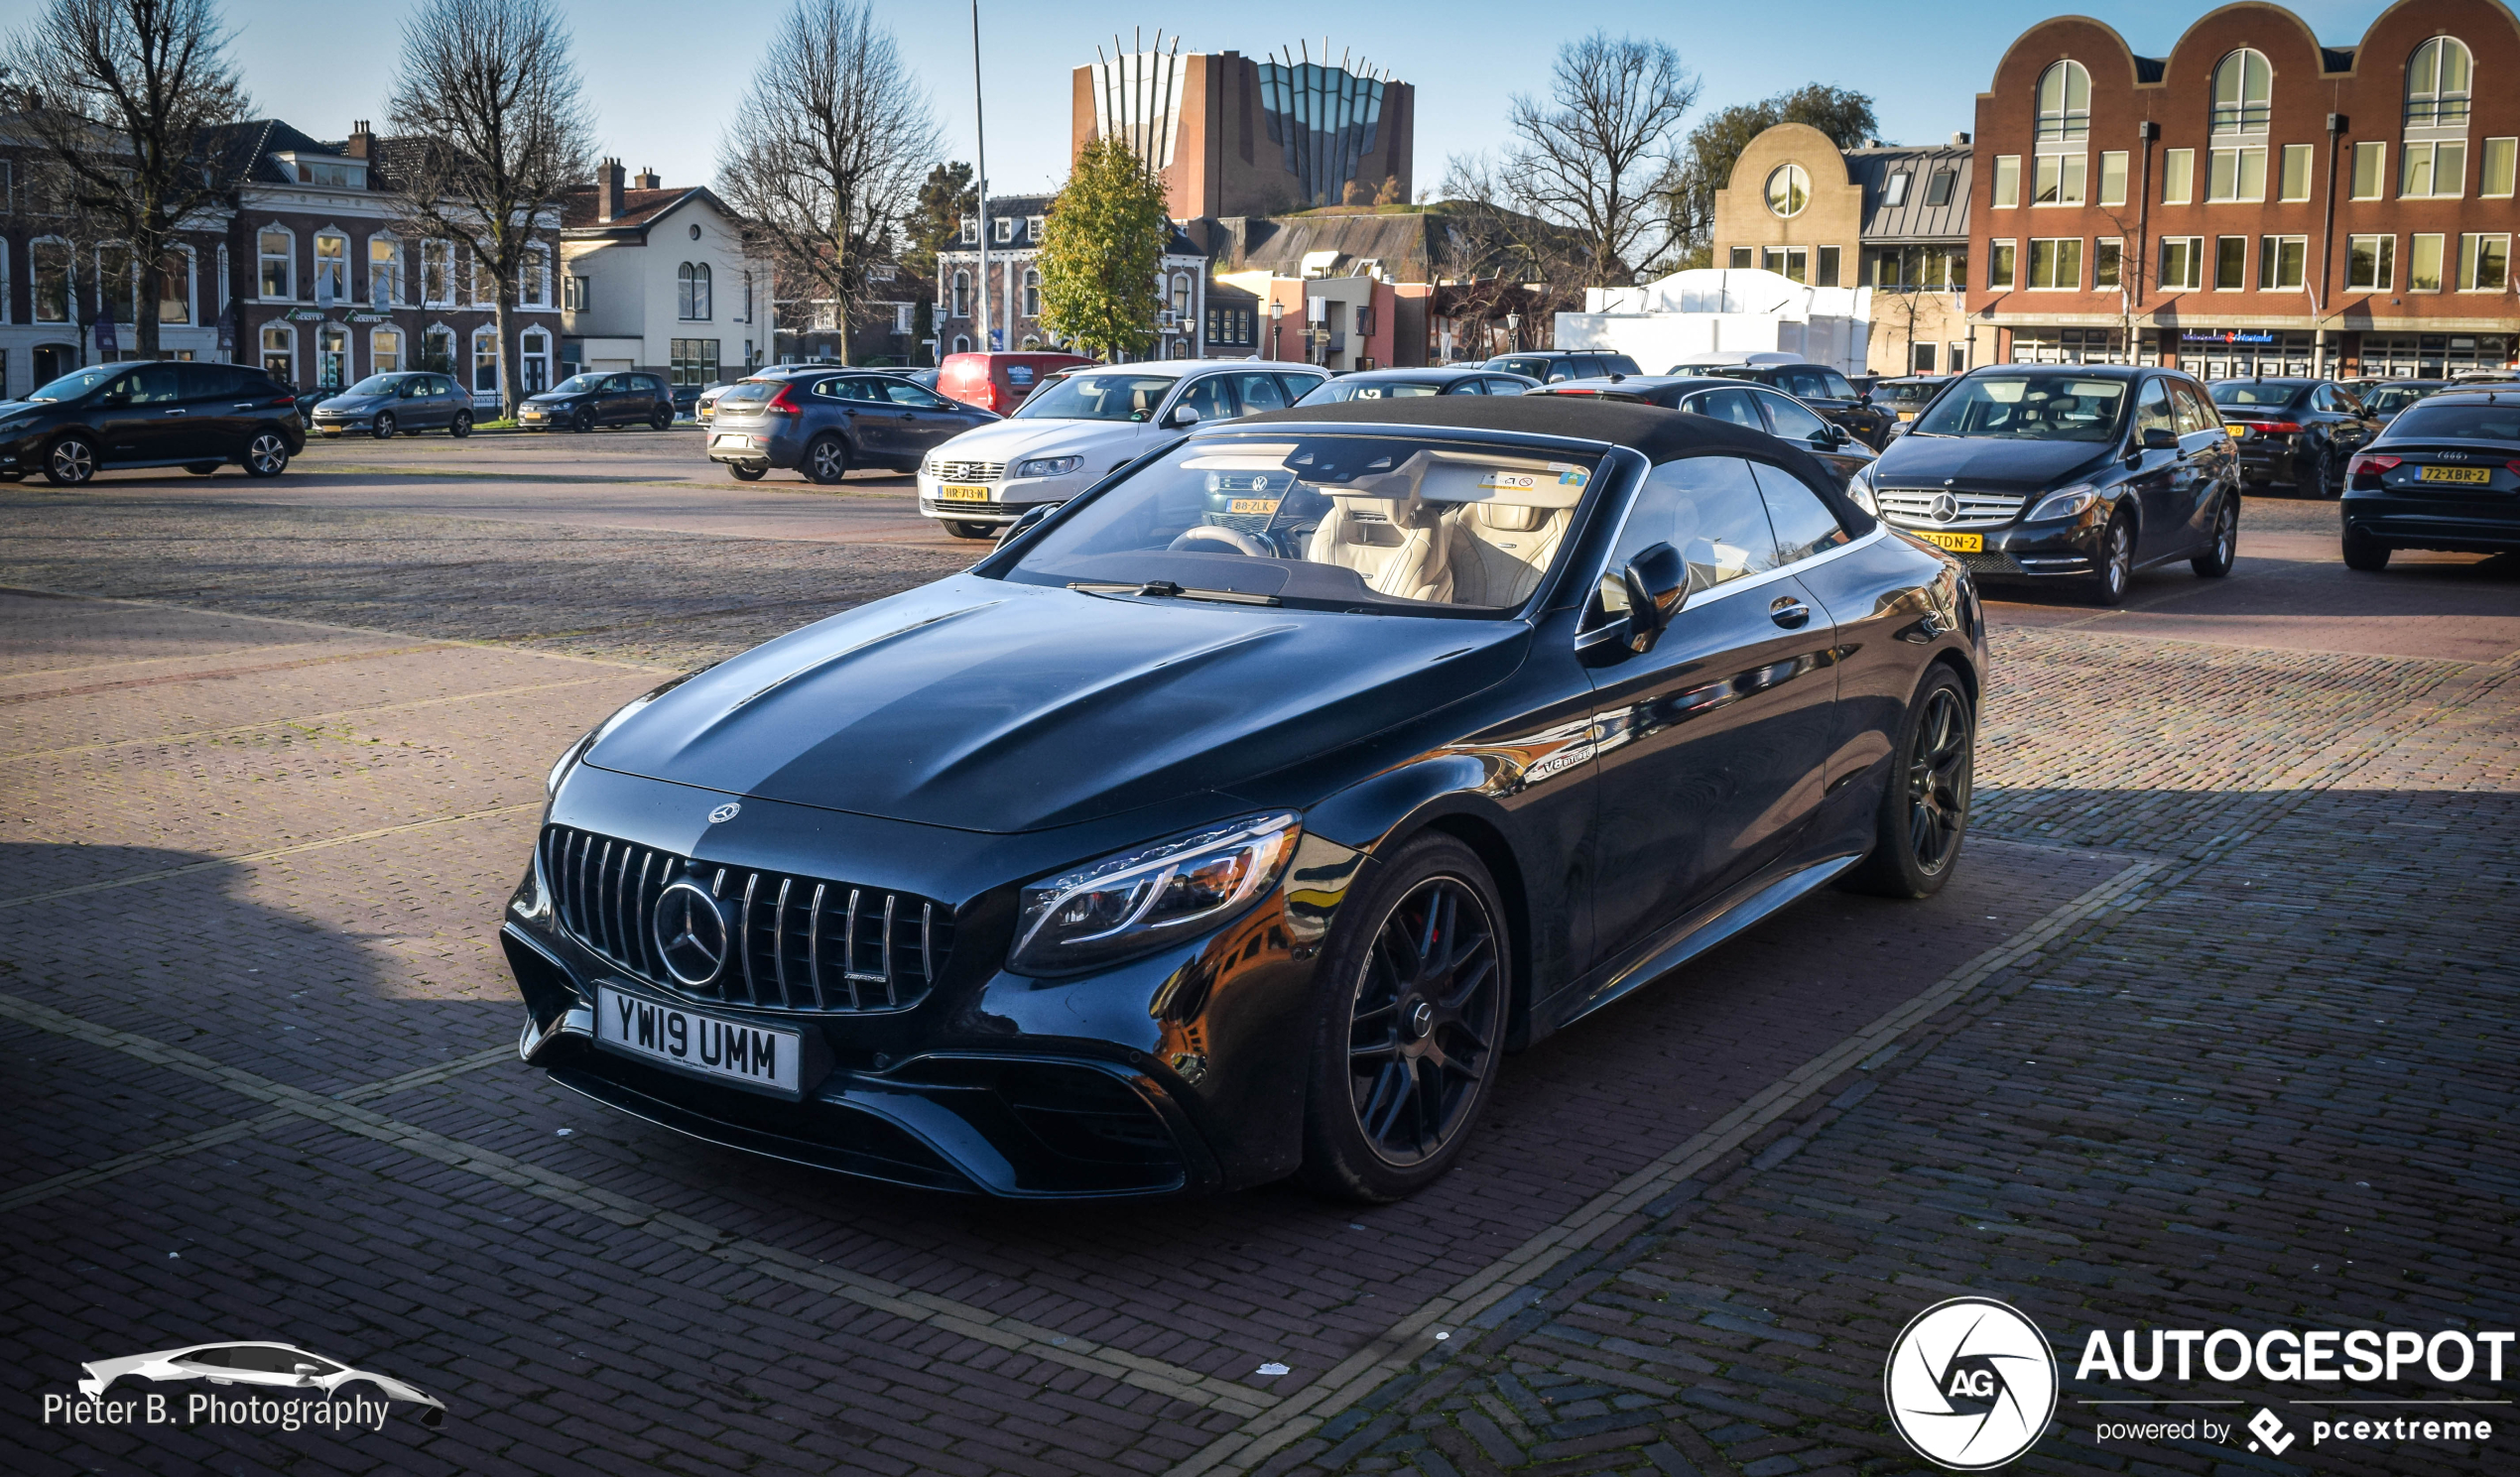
(1068, 579), (1283, 606)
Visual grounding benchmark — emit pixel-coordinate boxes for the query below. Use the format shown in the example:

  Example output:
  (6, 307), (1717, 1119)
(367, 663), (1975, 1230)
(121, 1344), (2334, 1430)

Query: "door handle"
(162, 408), (188, 416)
(1769, 596), (1811, 630)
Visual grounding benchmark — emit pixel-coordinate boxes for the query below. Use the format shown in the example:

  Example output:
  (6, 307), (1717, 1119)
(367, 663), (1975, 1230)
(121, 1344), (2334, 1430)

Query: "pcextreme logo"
(1884, 1297), (2060, 1469)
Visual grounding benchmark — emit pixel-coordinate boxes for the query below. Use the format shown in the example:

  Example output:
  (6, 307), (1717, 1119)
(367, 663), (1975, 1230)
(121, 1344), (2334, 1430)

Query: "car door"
(2160, 380), (2225, 558)
(1227, 371), (1295, 420)
(811, 376), (883, 455)
(168, 363), (244, 457)
(1578, 453), (1841, 987)
(882, 378), (982, 459)
(88, 364), (182, 462)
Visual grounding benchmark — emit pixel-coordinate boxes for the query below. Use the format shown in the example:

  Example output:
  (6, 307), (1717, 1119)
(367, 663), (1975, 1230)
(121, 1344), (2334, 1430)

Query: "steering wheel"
(1167, 526), (1273, 557)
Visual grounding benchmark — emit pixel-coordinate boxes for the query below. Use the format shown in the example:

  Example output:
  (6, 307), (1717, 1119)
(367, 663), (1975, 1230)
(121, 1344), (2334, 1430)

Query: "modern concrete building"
(1073, 40), (1414, 219)
(1968, 0), (2520, 378)
(558, 161), (778, 390)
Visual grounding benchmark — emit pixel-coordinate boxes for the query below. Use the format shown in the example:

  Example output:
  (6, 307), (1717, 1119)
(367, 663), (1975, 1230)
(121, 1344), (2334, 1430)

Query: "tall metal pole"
(971, 0), (991, 352)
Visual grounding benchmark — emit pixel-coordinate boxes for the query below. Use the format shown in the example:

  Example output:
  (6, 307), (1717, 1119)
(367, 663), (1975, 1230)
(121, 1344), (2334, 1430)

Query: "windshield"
(1012, 372), (1178, 421)
(2210, 380), (2311, 408)
(2390, 402), (2520, 440)
(1909, 376), (2131, 441)
(29, 366), (126, 403)
(1869, 381), (1941, 407)
(1300, 380), (1447, 403)
(342, 374), (416, 397)
(2365, 385), (2435, 415)
(549, 374), (606, 396)
(999, 432), (1599, 615)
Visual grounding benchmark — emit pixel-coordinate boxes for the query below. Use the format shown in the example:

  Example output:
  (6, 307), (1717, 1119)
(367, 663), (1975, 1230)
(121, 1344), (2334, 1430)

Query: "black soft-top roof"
(1233, 395), (1877, 535)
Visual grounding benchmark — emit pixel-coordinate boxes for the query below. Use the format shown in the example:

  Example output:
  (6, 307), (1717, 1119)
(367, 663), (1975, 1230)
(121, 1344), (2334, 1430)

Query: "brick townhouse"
(933, 193), (1212, 360)
(1969, 0), (2520, 379)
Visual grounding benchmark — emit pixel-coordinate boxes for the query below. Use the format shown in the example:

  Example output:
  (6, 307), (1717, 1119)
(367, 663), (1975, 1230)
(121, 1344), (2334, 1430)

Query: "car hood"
(930, 417), (1156, 466)
(586, 574), (1529, 834)
(524, 393), (585, 406)
(1872, 433), (2112, 492)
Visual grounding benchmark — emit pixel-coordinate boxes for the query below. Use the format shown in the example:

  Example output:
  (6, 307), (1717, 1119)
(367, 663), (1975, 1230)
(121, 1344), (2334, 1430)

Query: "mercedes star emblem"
(653, 878), (730, 986)
(707, 801), (741, 824)
(1929, 492), (1960, 524)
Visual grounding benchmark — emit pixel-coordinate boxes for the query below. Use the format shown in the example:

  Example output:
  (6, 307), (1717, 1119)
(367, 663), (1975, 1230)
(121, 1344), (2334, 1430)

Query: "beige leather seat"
(1448, 502), (1571, 607)
(1308, 494), (1455, 602)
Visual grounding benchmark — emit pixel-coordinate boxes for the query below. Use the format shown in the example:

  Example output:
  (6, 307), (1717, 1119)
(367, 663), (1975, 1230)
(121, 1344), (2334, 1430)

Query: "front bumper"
(504, 766), (1363, 1198)
(1880, 511), (2104, 580)
(311, 413), (374, 435)
(917, 468), (1092, 524)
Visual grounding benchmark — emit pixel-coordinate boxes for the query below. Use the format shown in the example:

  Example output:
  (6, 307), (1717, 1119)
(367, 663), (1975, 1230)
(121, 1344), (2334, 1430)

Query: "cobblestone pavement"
(1, 462), (2513, 1477)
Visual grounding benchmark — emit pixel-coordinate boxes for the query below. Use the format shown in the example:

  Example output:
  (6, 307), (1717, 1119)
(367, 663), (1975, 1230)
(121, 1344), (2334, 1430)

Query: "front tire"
(1300, 833), (1509, 1203)
(45, 435), (98, 485)
(571, 407), (595, 433)
(241, 431), (292, 478)
(372, 412), (397, 440)
(802, 435), (849, 485)
(2342, 526), (2392, 570)
(2081, 515), (2133, 605)
(1841, 666), (1974, 899)
(2190, 494), (2237, 577)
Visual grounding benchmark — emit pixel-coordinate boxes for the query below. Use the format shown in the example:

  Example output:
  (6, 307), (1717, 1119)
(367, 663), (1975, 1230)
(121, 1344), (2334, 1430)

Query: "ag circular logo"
(653, 878), (731, 986)
(1884, 1296), (2058, 1469)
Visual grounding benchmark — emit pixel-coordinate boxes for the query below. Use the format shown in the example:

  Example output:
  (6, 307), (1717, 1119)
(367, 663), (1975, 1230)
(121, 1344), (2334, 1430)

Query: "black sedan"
(2340, 388), (2520, 570)
(1536, 375), (1877, 485)
(518, 371), (677, 432)
(1297, 367), (1540, 402)
(1689, 363), (1896, 449)
(1851, 365), (2240, 605)
(2359, 380), (2452, 427)
(310, 372), (475, 438)
(507, 396), (1984, 1201)
(0, 360), (305, 484)
(2208, 378), (2380, 495)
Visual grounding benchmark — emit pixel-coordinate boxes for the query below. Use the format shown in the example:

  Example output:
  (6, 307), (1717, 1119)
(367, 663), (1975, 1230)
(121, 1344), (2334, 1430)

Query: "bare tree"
(716, 0), (939, 367)
(3, 0), (250, 360)
(1492, 33), (1700, 288)
(383, 0), (591, 416)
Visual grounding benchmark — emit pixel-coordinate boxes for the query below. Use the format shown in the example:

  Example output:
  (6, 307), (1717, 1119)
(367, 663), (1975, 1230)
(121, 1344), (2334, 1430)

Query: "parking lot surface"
(1, 449), (2513, 1477)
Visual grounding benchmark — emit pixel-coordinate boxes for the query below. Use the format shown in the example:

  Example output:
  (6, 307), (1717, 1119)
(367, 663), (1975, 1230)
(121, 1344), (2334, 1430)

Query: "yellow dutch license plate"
(1897, 411), (1917, 422)
(1916, 530), (1983, 553)
(938, 484), (991, 502)
(2419, 465), (2491, 484)
(1227, 497), (1282, 515)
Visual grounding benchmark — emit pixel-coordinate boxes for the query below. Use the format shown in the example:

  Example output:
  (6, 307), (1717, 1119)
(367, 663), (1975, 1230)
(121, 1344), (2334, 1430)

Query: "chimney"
(633, 168), (661, 190)
(1952, 131), (1971, 147)
(597, 157), (624, 222)
(344, 121), (372, 159)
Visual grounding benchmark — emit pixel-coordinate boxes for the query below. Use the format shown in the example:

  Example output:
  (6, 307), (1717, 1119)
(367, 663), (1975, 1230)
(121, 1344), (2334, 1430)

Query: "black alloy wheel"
(2083, 516), (2133, 606)
(1843, 666), (1974, 899)
(2191, 495), (2237, 577)
(571, 406), (595, 433)
(650, 406), (674, 431)
(449, 411), (472, 438)
(2342, 525), (2392, 570)
(45, 435), (98, 486)
(1301, 833), (1508, 1202)
(2296, 441), (2334, 498)
(727, 462), (766, 481)
(242, 431), (291, 478)
(372, 412), (397, 440)
(803, 435), (849, 485)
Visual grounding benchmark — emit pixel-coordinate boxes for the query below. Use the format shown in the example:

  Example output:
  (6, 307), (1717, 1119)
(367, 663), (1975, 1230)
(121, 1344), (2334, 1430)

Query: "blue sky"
(218, 0), (2418, 198)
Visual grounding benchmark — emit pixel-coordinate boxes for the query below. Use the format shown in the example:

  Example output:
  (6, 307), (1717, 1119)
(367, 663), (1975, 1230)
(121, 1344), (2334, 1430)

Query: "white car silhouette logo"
(77, 1342), (445, 1427)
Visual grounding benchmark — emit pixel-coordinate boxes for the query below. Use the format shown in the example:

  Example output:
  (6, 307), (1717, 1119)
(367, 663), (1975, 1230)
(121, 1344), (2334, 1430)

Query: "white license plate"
(593, 984), (801, 1093)
(937, 483), (992, 503)
(712, 434), (756, 449)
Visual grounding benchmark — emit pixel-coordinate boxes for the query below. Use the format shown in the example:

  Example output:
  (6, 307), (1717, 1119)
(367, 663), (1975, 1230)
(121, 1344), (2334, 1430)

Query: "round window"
(1765, 164), (1810, 218)
(689, 223), (702, 240)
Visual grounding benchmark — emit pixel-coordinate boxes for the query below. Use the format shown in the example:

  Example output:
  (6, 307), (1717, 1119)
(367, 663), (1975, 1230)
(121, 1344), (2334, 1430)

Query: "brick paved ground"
(0, 462), (2512, 1477)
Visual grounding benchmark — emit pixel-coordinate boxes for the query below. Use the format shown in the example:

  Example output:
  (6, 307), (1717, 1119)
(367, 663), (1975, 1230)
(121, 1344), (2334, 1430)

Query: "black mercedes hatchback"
(0, 360), (306, 484)
(508, 397), (1984, 1201)
(1851, 364), (2241, 605)
(2339, 388), (2520, 570)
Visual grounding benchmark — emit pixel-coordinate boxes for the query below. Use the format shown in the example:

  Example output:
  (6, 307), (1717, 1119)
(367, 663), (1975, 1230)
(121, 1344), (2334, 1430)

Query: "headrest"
(1332, 493), (1439, 530)
(1472, 503), (1549, 533)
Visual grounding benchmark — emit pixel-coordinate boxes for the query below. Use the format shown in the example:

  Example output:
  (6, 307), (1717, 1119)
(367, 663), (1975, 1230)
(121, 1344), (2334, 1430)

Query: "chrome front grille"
(927, 459), (1005, 483)
(1877, 488), (2030, 530)
(540, 824), (950, 1013)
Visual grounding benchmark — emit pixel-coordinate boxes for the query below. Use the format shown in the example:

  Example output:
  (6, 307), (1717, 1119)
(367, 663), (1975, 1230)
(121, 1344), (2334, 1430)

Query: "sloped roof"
(560, 184), (750, 240)
(1846, 145), (1971, 243)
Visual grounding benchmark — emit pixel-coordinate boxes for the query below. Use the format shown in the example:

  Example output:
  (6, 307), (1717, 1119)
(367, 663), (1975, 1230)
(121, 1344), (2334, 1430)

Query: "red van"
(936, 351), (1096, 416)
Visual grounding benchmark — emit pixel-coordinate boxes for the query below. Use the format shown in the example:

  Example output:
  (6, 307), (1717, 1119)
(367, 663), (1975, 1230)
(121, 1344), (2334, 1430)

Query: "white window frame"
(1022, 268), (1041, 316)
(2351, 142), (2387, 199)
(2094, 237), (2124, 289)
(423, 322), (458, 375)
(518, 325), (552, 392)
(2259, 234), (2308, 291)
(312, 228), (349, 305)
(2159, 236), (2205, 293)
(2034, 61), (2090, 142)
(2213, 235), (2249, 291)
(994, 216), (1014, 244)
(519, 244), (552, 308)
(368, 323), (403, 374)
(257, 223), (296, 302)
(368, 233), (402, 308)
(156, 244), (195, 325)
(2208, 49), (2273, 138)
(2401, 140), (2465, 198)
(32, 235), (72, 323)
(2346, 234), (2394, 291)
(470, 323), (500, 395)
(0, 238), (10, 326)
(1026, 214), (1045, 239)
(2405, 37), (2472, 130)
(2206, 147), (2267, 202)
(2026, 237), (2081, 291)
(2032, 152), (2086, 205)
(2457, 233), (2510, 293)
(1991, 155), (2020, 208)
(259, 320), (297, 382)
(2278, 144), (2314, 201)
(951, 270), (969, 318)
(315, 319), (350, 389)
(94, 242), (137, 329)
(1987, 238), (2017, 290)
(421, 240), (456, 308)
(2162, 149), (2196, 204)
(2098, 151), (2128, 206)
(1882, 172), (1911, 206)
(2482, 138), (2518, 198)
(2407, 232), (2446, 293)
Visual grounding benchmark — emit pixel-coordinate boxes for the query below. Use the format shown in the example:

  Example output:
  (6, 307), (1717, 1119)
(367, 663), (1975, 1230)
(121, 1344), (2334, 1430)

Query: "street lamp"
(1505, 311), (1521, 354)
(1270, 299), (1285, 361)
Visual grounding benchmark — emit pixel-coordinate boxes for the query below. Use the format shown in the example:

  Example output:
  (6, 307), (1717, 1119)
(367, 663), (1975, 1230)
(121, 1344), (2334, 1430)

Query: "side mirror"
(1824, 423), (1852, 447)
(996, 502), (1062, 545)
(2142, 427), (2180, 450)
(1167, 404), (1201, 429)
(1575, 543), (1688, 666)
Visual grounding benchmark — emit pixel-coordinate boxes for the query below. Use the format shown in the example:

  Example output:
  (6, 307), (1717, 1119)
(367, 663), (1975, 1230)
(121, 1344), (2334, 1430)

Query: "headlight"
(1010, 812), (1302, 976)
(1846, 462), (1879, 514)
(2026, 482), (2100, 522)
(1016, 455), (1081, 478)
(0, 417), (34, 437)
(545, 673), (701, 797)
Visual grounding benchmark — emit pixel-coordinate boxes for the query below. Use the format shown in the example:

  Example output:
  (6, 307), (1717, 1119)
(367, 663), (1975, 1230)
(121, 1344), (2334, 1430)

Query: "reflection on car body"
(509, 397), (1983, 1203)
